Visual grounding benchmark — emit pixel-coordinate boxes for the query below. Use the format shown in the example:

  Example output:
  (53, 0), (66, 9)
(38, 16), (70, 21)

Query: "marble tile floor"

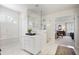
(0, 36), (76, 55)
(40, 36), (75, 55)
(0, 40), (30, 55)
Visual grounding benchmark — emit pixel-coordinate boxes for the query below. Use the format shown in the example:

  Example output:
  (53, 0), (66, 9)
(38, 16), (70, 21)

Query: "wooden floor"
(55, 46), (76, 55)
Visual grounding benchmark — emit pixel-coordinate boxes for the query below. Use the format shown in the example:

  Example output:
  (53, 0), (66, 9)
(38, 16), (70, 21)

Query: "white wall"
(43, 15), (55, 43)
(0, 6), (20, 46)
(0, 5), (28, 48)
(74, 8), (79, 54)
(19, 12), (27, 37)
(27, 10), (41, 32)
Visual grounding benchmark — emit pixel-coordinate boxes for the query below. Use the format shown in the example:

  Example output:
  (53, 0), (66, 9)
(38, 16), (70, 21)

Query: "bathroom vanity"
(22, 34), (41, 54)
(22, 31), (47, 55)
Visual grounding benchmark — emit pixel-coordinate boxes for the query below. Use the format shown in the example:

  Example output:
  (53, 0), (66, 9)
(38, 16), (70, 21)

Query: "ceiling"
(1, 4), (79, 15)
(1, 4), (27, 12)
(27, 4), (78, 15)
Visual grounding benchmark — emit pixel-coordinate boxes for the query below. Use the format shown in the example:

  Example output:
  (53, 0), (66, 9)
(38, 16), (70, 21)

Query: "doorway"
(55, 16), (75, 47)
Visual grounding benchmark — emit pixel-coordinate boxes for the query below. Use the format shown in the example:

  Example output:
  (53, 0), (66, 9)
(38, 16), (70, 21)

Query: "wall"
(74, 8), (79, 54)
(43, 15), (55, 43)
(0, 6), (20, 46)
(0, 5), (28, 48)
(27, 10), (41, 32)
(19, 12), (27, 37)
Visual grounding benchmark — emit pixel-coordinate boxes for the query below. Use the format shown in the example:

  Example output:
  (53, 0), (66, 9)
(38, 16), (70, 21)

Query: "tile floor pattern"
(0, 40), (30, 55)
(0, 36), (75, 55)
(40, 36), (75, 55)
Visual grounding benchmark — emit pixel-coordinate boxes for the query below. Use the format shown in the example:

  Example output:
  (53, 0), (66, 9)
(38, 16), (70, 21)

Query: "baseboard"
(22, 49), (41, 55)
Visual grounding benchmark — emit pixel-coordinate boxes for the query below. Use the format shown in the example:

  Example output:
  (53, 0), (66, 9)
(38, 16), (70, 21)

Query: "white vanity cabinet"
(22, 35), (41, 54)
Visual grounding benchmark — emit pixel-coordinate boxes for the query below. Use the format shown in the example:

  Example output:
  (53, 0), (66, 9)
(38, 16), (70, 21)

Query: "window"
(66, 22), (74, 33)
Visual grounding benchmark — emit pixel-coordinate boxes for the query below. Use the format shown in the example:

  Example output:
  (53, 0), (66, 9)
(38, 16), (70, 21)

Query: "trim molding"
(22, 49), (41, 55)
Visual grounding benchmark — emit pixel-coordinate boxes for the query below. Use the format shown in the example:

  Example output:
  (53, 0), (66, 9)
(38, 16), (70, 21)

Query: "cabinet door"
(33, 36), (41, 54)
(23, 36), (34, 53)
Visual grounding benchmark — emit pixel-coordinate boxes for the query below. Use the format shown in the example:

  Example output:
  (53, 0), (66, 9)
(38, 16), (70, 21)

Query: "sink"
(25, 33), (36, 36)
